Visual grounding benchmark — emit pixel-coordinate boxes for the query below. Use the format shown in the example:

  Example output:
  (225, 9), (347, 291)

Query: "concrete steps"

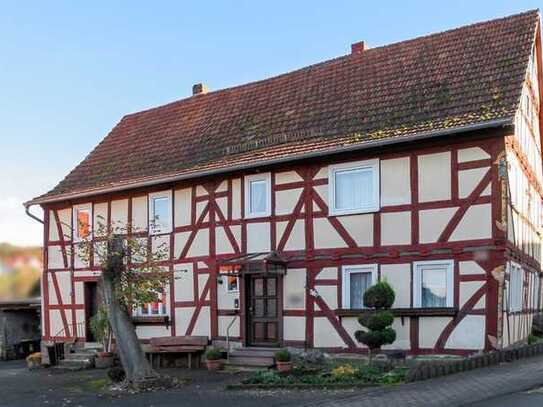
(53, 342), (103, 371)
(226, 347), (278, 368)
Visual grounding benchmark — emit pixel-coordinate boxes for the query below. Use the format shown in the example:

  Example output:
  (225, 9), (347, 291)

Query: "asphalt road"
(465, 387), (543, 407)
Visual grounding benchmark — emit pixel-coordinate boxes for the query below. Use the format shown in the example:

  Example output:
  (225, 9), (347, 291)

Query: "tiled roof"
(31, 10), (540, 204)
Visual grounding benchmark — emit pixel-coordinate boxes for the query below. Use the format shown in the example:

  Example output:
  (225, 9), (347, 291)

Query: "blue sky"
(0, 0), (540, 246)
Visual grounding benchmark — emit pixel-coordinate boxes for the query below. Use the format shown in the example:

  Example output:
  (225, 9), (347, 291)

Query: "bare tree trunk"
(102, 237), (158, 385)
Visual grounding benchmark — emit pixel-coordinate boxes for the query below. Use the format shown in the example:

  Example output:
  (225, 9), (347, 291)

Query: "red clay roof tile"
(31, 10), (540, 204)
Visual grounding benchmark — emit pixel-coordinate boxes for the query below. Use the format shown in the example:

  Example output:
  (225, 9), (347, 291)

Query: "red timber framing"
(40, 128), (542, 355)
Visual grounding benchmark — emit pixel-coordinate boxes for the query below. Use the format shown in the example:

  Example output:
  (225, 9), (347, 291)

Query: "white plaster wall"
(135, 325), (171, 339)
(446, 315), (485, 349)
(275, 171), (303, 184)
(216, 226), (240, 254)
(459, 261), (486, 275)
(111, 199), (128, 232)
(47, 272), (71, 305)
(247, 223), (270, 253)
(458, 167), (490, 198)
(73, 245), (89, 269)
(175, 306), (195, 336)
(381, 212), (411, 246)
(418, 317), (451, 348)
(131, 196), (148, 232)
(174, 188), (192, 227)
(74, 281), (84, 304)
(338, 215), (373, 246)
(275, 189), (303, 215)
(317, 267), (338, 280)
(93, 203), (108, 235)
(50, 310), (64, 337)
(459, 281), (486, 309)
(48, 210), (59, 241)
(58, 208), (72, 241)
(276, 220), (305, 251)
(382, 318), (410, 350)
(316, 286), (337, 310)
(187, 229), (210, 258)
(217, 275), (240, 309)
(284, 268), (306, 310)
(218, 315), (239, 337)
(458, 147), (490, 163)
(313, 218), (348, 249)
(284, 316), (306, 341)
(174, 264), (194, 302)
(418, 152), (451, 202)
(48, 245), (66, 270)
(231, 179), (242, 219)
(381, 157), (411, 205)
(192, 306), (211, 336)
(419, 207), (457, 243)
(314, 317), (343, 348)
(450, 204), (492, 241)
(380, 264), (411, 308)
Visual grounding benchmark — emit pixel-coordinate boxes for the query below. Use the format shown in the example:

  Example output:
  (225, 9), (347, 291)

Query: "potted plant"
(90, 306), (114, 369)
(205, 348), (223, 371)
(274, 349), (293, 373)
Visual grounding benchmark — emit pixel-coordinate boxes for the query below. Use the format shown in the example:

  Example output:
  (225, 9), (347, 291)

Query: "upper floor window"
(328, 159), (379, 216)
(148, 191), (172, 235)
(244, 173), (271, 218)
(73, 204), (92, 241)
(341, 264), (378, 309)
(413, 260), (454, 308)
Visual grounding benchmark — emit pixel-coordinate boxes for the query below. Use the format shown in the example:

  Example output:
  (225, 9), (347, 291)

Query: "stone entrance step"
(226, 347), (279, 368)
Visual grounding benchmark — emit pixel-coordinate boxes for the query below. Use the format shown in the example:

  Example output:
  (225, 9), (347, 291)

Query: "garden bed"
(228, 361), (409, 390)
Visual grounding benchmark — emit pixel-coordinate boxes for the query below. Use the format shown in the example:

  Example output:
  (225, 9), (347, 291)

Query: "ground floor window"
(508, 262), (523, 312)
(341, 264), (378, 309)
(136, 291), (167, 316)
(413, 260), (454, 308)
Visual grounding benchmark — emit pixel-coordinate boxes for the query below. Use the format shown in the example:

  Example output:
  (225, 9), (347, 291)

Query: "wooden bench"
(146, 336), (209, 369)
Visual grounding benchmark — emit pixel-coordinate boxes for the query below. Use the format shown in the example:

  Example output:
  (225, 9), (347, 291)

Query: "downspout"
(24, 203), (44, 224)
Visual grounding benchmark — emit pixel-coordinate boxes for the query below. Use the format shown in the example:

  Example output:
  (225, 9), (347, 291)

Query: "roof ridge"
(123, 9), (540, 119)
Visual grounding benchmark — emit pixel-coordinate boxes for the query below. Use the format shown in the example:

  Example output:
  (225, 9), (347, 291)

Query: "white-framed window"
(508, 262), (524, 312)
(136, 290), (168, 316)
(244, 173), (271, 218)
(225, 275), (239, 293)
(413, 260), (454, 308)
(341, 264), (378, 309)
(148, 191), (172, 235)
(328, 159), (380, 216)
(73, 204), (92, 241)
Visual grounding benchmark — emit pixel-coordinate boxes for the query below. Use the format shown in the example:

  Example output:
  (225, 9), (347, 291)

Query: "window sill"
(328, 207), (380, 217)
(132, 316), (170, 326)
(335, 307), (458, 317)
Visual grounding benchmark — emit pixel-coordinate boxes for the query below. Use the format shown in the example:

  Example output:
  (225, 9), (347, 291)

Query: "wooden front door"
(84, 282), (98, 342)
(246, 275), (281, 346)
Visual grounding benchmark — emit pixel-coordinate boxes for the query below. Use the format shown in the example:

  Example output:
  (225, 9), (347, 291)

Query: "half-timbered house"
(26, 10), (543, 357)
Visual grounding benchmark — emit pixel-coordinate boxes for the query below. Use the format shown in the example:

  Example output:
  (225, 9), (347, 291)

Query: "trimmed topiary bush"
(355, 281), (396, 363)
(274, 349), (291, 362)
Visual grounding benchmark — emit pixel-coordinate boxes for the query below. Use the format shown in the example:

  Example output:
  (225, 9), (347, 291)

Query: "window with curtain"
(342, 264), (377, 309)
(329, 159), (379, 215)
(413, 260), (454, 308)
(245, 173), (271, 218)
(148, 191), (172, 234)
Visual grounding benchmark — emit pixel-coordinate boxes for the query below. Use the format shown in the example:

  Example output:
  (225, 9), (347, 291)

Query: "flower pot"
(276, 361), (293, 373)
(95, 353), (114, 369)
(206, 359), (223, 371)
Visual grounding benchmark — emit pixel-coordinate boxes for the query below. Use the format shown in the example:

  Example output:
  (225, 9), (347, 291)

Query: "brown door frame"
(83, 281), (99, 342)
(242, 273), (283, 347)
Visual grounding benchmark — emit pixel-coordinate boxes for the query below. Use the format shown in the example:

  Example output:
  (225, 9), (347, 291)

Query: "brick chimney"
(351, 41), (366, 55)
(192, 83), (208, 95)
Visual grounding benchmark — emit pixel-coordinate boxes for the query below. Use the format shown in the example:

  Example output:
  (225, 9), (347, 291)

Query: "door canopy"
(218, 251), (287, 276)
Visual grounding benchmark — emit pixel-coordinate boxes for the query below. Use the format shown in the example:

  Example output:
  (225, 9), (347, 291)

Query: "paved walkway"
(309, 355), (543, 407)
(1, 355), (543, 406)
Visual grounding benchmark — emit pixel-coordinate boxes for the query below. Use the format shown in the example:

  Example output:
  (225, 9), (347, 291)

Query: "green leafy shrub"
(528, 333), (542, 345)
(363, 282), (395, 309)
(205, 348), (222, 360)
(275, 349), (291, 362)
(355, 281), (397, 362)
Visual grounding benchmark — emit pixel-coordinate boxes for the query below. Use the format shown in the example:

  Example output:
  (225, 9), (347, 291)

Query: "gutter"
(24, 117), (513, 210)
